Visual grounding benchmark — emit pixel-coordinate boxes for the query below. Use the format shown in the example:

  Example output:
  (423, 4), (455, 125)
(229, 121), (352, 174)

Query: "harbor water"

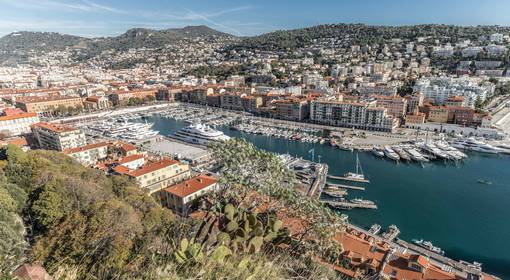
(146, 115), (510, 279)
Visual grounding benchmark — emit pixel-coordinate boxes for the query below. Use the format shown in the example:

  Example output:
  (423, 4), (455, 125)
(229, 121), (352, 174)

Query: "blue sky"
(1, 0), (510, 37)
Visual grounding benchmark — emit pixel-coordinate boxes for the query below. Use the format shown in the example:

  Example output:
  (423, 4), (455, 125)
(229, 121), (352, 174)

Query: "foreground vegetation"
(0, 141), (347, 279)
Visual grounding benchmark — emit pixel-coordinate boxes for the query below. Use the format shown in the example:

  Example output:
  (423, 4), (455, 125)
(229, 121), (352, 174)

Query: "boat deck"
(326, 183), (365, 191)
(323, 200), (377, 209)
(327, 175), (370, 183)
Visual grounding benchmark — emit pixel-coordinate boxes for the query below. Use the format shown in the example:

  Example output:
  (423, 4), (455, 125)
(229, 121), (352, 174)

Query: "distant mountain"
(88, 25), (236, 52)
(0, 31), (89, 53)
(0, 25), (236, 56)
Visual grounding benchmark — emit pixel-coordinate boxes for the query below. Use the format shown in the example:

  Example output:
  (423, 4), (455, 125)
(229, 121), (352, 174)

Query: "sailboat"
(343, 153), (369, 183)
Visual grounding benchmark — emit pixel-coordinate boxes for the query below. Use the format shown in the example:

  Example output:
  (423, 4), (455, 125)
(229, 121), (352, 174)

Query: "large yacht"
(171, 123), (231, 145)
(451, 137), (501, 154)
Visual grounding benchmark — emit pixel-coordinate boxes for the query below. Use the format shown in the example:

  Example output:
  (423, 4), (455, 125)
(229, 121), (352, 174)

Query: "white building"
(414, 77), (495, 108)
(31, 122), (87, 151)
(0, 112), (40, 137)
(64, 142), (109, 166)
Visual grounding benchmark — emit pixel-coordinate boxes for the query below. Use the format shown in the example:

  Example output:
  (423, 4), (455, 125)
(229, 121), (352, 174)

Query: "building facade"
(31, 122), (87, 151)
(0, 112), (39, 137)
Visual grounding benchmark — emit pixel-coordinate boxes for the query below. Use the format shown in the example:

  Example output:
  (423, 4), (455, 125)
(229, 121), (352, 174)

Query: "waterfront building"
(271, 98), (310, 121)
(206, 94), (221, 107)
(310, 99), (398, 132)
(158, 174), (218, 216)
(423, 106), (450, 123)
(108, 89), (156, 106)
(31, 122), (86, 151)
(113, 157), (191, 193)
(219, 92), (243, 110)
(0, 111), (39, 137)
(83, 95), (110, 110)
(15, 96), (83, 115)
(241, 95), (263, 112)
(405, 112), (426, 125)
(63, 142), (109, 166)
(372, 95), (407, 118)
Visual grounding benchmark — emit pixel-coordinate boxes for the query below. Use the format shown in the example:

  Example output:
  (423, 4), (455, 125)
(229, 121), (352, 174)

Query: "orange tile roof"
(31, 122), (78, 133)
(112, 165), (130, 175)
(0, 137), (28, 147)
(116, 154), (145, 164)
(0, 112), (37, 121)
(63, 142), (109, 154)
(16, 95), (81, 104)
(163, 174), (217, 198)
(127, 158), (179, 177)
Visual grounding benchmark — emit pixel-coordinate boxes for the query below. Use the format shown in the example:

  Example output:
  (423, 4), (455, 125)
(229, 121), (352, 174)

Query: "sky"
(1, 0), (510, 37)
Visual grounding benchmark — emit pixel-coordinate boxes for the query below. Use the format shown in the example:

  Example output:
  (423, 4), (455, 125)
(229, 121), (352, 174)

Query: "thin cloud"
(0, 0), (128, 14)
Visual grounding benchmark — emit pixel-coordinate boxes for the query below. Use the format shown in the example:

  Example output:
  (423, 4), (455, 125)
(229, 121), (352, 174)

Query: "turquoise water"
(146, 116), (510, 278)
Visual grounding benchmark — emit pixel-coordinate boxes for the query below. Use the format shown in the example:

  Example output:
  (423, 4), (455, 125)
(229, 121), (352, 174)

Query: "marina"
(142, 114), (510, 278)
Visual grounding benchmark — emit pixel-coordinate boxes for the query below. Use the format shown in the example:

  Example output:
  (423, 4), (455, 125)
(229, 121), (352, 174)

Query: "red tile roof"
(127, 158), (179, 177)
(0, 112), (37, 121)
(31, 122), (78, 133)
(63, 142), (108, 154)
(163, 174), (217, 198)
(116, 154), (145, 164)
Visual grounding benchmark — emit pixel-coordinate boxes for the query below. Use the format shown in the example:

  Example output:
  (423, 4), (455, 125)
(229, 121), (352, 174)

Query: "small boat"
(477, 179), (493, 185)
(368, 224), (382, 235)
(344, 153), (367, 182)
(372, 146), (385, 157)
(350, 198), (375, 205)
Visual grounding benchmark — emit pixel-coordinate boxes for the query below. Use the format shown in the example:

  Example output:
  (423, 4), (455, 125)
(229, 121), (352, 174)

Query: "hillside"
(0, 25), (235, 54)
(0, 31), (88, 53)
(233, 23), (510, 50)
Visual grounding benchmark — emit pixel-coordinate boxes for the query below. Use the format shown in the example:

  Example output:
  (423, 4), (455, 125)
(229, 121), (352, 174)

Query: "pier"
(327, 175), (370, 183)
(326, 183), (365, 191)
(323, 200), (377, 210)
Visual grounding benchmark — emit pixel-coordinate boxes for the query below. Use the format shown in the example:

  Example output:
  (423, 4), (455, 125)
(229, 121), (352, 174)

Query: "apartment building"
(15, 96), (83, 114)
(0, 112), (39, 137)
(219, 92), (243, 110)
(31, 122), (86, 151)
(372, 95), (407, 118)
(113, 157), (191, 193)
(310, 100), (397, 132)
(108, 89), (156, 106)
(272, 99), (310, 121)
(241, 95), (263, 112)
(63, 142), (109, 166)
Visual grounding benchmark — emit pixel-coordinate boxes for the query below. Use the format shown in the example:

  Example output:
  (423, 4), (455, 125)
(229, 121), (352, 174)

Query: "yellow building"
(113, 157), (191, 193)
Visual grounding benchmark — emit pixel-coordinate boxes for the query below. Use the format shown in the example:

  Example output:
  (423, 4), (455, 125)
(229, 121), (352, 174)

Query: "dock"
(327, 175), (370, 183)
(326, 183), (365, 191)
(323, 200), (377, 210)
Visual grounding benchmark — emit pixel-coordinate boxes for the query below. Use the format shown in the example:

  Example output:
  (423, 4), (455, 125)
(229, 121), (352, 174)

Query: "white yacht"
(403, 146), (429, 162)
(384, 146), (400, 161)
(171, 123), (231, 145)
(451, 138), (501, 154)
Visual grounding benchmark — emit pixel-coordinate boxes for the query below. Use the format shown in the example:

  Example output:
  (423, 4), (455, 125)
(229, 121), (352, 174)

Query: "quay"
(323, 200), (377, 210)
(327, 175), (370, 183)
(326, 183), (365, 191)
